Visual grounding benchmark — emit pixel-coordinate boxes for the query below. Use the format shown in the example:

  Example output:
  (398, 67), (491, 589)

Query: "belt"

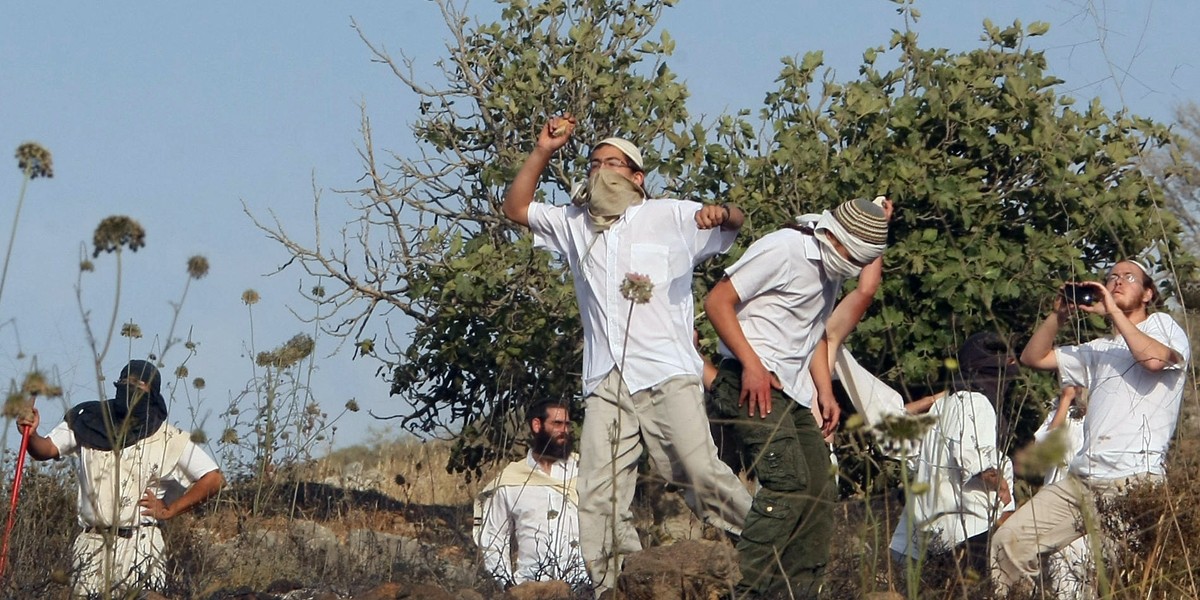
(83, 523), (160, 539)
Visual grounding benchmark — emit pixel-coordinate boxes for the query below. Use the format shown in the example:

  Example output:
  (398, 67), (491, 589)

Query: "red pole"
(0, 397), (35, 580)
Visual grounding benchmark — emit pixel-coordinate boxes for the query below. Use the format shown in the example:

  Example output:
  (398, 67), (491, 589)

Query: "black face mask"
(948, 332), (1019, 406)
(67, 360), (168, 451)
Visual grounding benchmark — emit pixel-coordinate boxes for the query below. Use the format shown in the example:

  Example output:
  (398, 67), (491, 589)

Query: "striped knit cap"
(832, 198), (889, 246)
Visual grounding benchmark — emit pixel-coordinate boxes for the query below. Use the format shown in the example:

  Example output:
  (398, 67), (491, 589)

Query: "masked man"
(705, 197), (891, 598)
(16, 360), (224, 597)
(889, 332), (1018, 577)
(503, 114), (753, 595)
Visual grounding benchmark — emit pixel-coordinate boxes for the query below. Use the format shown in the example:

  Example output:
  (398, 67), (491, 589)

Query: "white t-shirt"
(476, 452), (588, 587)
(890, 391), (1013, 558)
(528, 199), (736, 395)
(1057, 312), (1190, 479)
(718, 228), (840, 406)
(48, 421), (220, 527)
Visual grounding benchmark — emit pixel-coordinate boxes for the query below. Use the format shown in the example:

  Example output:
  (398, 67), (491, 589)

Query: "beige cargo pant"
(576, 369), (752, 596)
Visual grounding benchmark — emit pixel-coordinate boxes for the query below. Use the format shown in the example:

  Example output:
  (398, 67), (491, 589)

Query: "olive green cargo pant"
(709, 360), (836, 599)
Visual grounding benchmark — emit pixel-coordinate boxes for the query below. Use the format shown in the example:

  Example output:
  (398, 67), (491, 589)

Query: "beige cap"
(594, 137), (644, 170)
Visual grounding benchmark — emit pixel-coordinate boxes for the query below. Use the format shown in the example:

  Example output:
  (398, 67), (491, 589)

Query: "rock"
(615, 539), (739, 600)
(266, 579), (305, 593)
(353, 582), (456, 600)
(455, 590), (486, 600)
(503, 579), (573, 600)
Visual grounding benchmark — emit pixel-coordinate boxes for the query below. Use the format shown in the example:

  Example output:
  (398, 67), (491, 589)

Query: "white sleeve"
(168, 441), (220, 483)
(672, 199), (736, 263)
(726, 234), (790, 301)
(527, 203), (571, 257)
(477, 486), (515, 585)
(1148, 312), (1191, 368)
(45, 421), (77, 456)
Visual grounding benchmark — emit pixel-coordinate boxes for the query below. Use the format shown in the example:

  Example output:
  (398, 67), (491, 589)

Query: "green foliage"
(718, 22), (1193, 396)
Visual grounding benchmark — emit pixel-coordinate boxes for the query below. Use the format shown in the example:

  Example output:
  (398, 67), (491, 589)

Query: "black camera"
(1061, 283), (1098, 306)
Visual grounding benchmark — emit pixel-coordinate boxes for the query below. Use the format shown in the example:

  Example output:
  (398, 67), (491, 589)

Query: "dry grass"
(2, 389), (1199, 599)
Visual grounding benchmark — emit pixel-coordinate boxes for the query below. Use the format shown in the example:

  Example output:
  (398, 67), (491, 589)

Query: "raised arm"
(1020, 294), (1069, 371)
(1084, 285), (1182, 371)
(824, 255), (882, 360)
(1047, 385), (1079, 431)
(503, 114), (576, 227)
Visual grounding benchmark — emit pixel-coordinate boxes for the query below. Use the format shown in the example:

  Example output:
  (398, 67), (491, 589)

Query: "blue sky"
(2, 1), (1197, 454)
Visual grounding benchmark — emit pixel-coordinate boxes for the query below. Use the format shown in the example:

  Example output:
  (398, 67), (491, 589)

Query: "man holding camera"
(990, 259), (1190, 593)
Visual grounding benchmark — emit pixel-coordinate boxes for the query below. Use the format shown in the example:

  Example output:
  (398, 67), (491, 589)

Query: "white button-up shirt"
(476, 451), (588, 586)
(528, 199), (736, 395)
(1058, 311), (1190, 479)
(719, 228), (840, 406)
(889, 391), (1013, 558)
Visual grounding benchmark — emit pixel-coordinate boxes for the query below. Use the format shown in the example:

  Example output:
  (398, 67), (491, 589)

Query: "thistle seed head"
(92, 215), (146, 258)
(120, 322), (143, 339)
(15, 142), (53, 179)
(620, 272), (654, 304)
(186, 255), (210, 279)
(256, 333), (315, 369)
(21, 370), (62, 397)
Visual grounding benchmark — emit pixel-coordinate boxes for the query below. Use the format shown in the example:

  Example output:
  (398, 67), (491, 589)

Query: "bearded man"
(991, 259), (1190, 594)
(474, 401), (590, 589)
(503, 115), (752, 595)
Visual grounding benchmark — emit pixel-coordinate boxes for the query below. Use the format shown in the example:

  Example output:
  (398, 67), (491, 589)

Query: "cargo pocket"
(740, 494), (792, 545)
(748, 435), (808, 494)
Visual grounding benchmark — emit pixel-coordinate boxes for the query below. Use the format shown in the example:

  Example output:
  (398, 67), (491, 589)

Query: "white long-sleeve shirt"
(475, 452), (589, 587)
(527, 199), (736, 395)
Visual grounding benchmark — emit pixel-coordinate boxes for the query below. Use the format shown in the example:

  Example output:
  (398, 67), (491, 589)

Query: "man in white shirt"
(15, 360), (224, 598)
(889, 332), (1017, 576)
(991, 259), (1190, 594)
(503, 114), (753, 595)
(474, 401), (589, 590)
(704, 197), (891, 598)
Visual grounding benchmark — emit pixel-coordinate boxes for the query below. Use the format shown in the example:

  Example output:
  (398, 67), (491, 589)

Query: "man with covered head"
(991, 258), (1189, 594)
(504, 114), (752, 595)
(889, 332), (1018, 577)
(16, 359), (224, 597)
(704, 196), (893, 598)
